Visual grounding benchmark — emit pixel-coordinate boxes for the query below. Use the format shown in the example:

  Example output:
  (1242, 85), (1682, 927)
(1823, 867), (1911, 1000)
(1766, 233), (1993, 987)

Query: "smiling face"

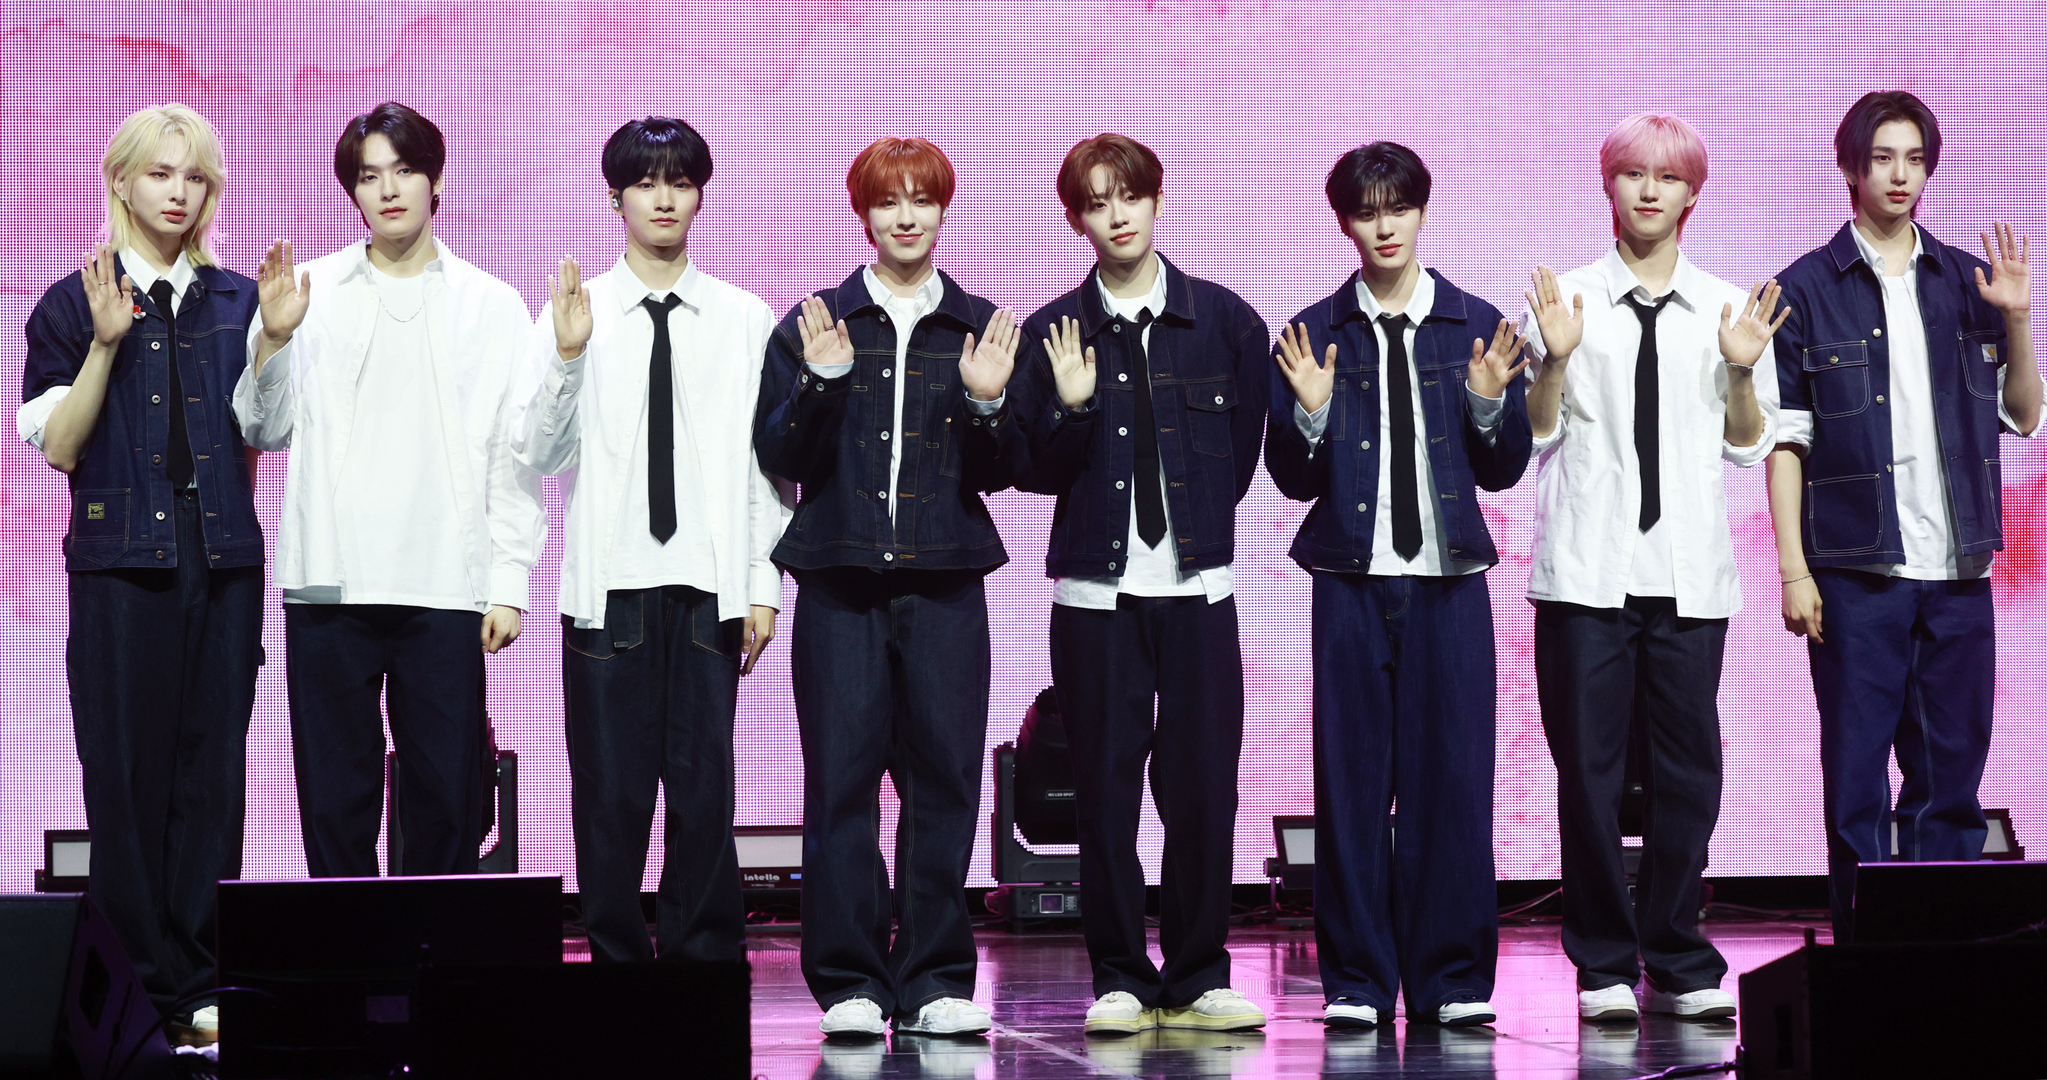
(1845, 117), (1929, 226)
(614, 173), (701, 252)
(113, 135), (209, 248)
(864, 176), (943, 267)
(1608, 162), (1697, 246)
(1069, 164), (1158, 267)
(353, 132), (441, 244)
(1345, 198), (1425, 279)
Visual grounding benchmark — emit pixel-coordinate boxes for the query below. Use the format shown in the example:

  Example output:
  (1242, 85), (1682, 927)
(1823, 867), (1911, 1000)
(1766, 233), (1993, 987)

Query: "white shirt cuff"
(806, 361), (853, 379)
(1466, 385), (1503, 447)
(16, 385), (69, 451)
(1294, 400), (1330, 443)
(965, 391), (1005, 416)
(1776, 408), (1815, 449)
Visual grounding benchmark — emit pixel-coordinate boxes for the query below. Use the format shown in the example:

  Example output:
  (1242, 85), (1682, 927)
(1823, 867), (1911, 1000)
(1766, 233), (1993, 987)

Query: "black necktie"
(1625, 293), (1671, 532)
(1380, 313), (1423, 561)
(147, 280), (194, 486)
(643, 294), (684, 543)
(1128, 310), (1167, 548)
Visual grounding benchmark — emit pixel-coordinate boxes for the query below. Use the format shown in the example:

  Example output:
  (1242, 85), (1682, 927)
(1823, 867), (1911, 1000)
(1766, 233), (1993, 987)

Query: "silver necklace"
(373, 274), (426, 323)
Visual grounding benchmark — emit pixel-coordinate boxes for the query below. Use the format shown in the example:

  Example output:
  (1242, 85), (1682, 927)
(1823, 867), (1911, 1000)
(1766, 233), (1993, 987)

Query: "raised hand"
(960, 307), (1020, 402)
(1524, 266), (1584, 361)
(1975, 221), (2032, 314)
(83, 245), (135, 348)
(1274, 322), (1336, 414)
(256, 239), (311, 347)
(550, 256), (593, 361)
(1467, 318), (1530, 399)
(1719, 279), (1791, 369)
(797, 294), (853, 369)
(1041, 315), (1096, 409)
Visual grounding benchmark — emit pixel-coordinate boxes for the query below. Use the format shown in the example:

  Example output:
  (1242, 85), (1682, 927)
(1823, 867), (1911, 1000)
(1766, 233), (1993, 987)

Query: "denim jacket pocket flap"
(67, 489), (130, 566)
(1803, 341), (1871, 418)
(1801, 340), (1868, 371)
(1185, 381), (1236, 411)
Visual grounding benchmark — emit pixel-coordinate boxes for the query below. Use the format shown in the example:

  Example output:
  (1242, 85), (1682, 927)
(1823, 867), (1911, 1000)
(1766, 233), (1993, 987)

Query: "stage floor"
(730, 920), (1827, 1079)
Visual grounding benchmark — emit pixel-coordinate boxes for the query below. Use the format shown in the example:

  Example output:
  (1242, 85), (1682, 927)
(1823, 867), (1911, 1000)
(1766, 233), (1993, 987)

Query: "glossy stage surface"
(730, 921), (1826, 1079)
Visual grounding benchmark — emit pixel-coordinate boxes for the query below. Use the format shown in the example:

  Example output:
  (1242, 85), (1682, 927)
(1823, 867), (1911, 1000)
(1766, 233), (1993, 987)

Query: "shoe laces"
(834, 998), (884, 1021)
(922, 997), (980, 1020)
(1196, 988), (1249, 1007)
(1096, 991), (1142, 1009)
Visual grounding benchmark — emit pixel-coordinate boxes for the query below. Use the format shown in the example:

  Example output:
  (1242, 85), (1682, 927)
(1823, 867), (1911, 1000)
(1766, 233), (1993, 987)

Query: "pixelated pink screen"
(4, 5), (2044, 890)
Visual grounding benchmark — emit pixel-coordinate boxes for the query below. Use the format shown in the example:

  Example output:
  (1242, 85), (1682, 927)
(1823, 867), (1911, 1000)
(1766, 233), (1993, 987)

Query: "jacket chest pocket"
(1960, 329), (2002, 401)
(1803, 341), (1870, 419)
(1184, 379), (1236, 458)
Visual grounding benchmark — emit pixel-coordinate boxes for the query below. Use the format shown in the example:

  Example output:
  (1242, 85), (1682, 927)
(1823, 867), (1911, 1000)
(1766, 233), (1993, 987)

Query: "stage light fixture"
(1889, 807), (2024, 861)
(1264, 815), (1316, 894)
(734, 825), (805, 890)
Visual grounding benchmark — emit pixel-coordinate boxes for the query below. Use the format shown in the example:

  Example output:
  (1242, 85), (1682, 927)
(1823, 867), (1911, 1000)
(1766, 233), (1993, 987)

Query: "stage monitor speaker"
(1853, 860), (2047, 944)
(413, 960), (750, 1078)
(1739, 936), (2047, 1079)
(0, 893), (173, 1079)
(216, 873), (561, 1080)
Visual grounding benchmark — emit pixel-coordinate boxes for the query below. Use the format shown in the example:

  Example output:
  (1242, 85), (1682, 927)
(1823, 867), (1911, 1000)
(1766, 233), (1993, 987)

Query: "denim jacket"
(1012, 255), (1271, 578)
(21, 259), (263, 571)
(754, 267), (1024, 573)
(1775, 223), (2012, 566)
(1265, 270), (1531, 572)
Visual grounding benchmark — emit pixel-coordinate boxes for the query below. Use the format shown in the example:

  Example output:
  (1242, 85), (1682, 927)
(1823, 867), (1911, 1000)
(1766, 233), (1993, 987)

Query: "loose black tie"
(1625, 293), (1671, 532)
(147, 280), (194, 486)
(1380, 313), (1423, 561)
(643, 294), (684, 543)
(1129, 310), (1168, 549)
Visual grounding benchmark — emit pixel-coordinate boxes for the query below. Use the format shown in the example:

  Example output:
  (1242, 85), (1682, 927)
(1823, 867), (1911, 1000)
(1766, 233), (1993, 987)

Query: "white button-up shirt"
(232, 239), (545, 613)
(1521, 246), (1779, 619)
(1056, 254), (1229, 609)
(1295, 266), (1505, 578)
(518, 256), (793, 629)
(18, 248), (197, 452)
(1777, 223), (2028, 580)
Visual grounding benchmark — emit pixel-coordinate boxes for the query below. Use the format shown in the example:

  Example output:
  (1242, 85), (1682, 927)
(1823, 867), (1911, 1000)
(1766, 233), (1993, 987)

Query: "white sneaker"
(1578, 983), (1640, 1022)
(1323, 999), (1379, 1028)
(1437, 1000), (1497, 1026)
(1647, 986), (1736, 1020)
(1084, 990), (1154, 1035)
(189, 1005), (219, 1034)
(895, 996), (992, 1036)
(1157, 988), (1265, 1031)
(819, 996), (887, 1038)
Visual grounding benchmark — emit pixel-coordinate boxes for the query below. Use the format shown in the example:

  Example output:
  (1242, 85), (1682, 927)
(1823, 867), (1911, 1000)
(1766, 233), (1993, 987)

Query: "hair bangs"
(1056, 134), (1163, 217)
(847, 137), (956, 215)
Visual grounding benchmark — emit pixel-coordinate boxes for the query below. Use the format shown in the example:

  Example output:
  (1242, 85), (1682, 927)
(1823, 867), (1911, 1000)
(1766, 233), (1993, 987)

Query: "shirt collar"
(342, 237), (449, 283)
(1093, 252), (1168, 319)
(121, 247), (195, 300)
(1353, 263), (1436, 326)
(863, 264), (943, 317)
(611, 254), (703, 315)
(1846, 220), (1925, 277)
(1596, 244), (1701, 311)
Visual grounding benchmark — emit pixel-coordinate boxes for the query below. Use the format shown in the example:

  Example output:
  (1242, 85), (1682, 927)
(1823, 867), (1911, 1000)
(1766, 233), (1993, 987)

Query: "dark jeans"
(68, 489), (261, 1013)
(563, 586), (745, 963)
(791, 568), (990, 1017)
(1049, 594), (1243, 1008)
(1534, 597), (1728, 993)
(1810, 570), (1993, 941)
(1311, 571), (1497, 1015)
(284, 603), (485, 878)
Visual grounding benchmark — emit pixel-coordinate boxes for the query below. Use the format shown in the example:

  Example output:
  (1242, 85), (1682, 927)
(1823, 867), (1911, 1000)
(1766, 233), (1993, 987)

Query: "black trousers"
(284, 603), (485, 878)
(1049, 594), (1243, 1008)
(68, 489), (262, 1012)
(562, 586), (745, 963)
(791, 568), (989, 1017)
(1534, 597), (1728, 994)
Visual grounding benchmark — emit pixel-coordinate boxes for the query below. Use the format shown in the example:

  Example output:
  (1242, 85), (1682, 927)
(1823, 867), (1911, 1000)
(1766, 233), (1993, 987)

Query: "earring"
(610, 197), (622, 209)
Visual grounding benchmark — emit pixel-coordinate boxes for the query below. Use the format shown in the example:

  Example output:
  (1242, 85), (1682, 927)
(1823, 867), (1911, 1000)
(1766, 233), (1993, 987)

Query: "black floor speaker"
(1852, 859), (2047, 944)
(413, 960), (751, 1078)
(0, 893), (173, 1079)
(215, 873), (561, 1079)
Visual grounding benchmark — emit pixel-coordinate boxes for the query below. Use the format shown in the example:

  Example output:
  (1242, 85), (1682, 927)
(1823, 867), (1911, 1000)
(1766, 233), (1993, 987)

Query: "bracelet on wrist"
(1782, 573), (1813, 586)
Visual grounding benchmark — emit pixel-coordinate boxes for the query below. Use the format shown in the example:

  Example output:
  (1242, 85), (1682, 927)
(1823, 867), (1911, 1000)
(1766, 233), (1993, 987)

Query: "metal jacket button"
(883, 552), (894, 561)
(1115, 480), (1126, 489)
(880, 431), (891, 441)
(155, 511), (166, 520)
(1873, 328), (1883, 337)
(151, 341), (162, 351)
(151, 395), (162, 404)
(1112, 541), (1122, 550)
(1118, 373), (1129, 382)
(1361, 440), (1371, 450)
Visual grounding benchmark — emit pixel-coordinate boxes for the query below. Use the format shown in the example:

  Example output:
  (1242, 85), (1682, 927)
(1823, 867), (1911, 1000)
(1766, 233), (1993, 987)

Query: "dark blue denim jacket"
(1775, 223), (2012, 566)
(1265, 270), (1532, 573)
(21, 259), (263, 571)
(754, 267), (1024, 573)
(1013, 255), (1271, 579)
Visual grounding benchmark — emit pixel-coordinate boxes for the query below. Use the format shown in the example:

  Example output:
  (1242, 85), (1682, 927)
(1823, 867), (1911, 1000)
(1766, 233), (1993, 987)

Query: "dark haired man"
(1267, 141), (1530, 1030)
(516, 117), (791, 963)
(754, 137), (1023, 1039)
(1012, 133), (1271, 1035)
(1767, 91), (2038, 940)
(234, 102), (544, 879)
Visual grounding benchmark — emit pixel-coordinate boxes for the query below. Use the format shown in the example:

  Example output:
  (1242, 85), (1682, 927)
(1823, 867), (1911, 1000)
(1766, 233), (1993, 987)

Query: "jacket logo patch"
(87, 503), (105, 520)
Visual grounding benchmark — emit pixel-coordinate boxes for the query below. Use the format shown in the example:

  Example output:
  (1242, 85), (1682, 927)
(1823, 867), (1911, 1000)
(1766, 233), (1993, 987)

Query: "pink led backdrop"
(4, 5), (2045, 892)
